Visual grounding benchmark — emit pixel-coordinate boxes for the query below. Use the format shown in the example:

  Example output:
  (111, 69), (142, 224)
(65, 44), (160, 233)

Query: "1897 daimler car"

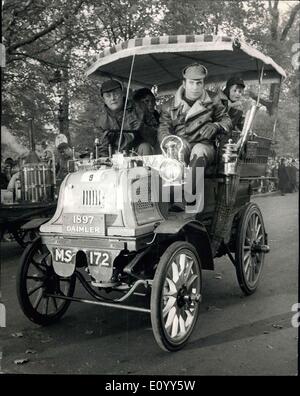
(17, 35), (286, 351)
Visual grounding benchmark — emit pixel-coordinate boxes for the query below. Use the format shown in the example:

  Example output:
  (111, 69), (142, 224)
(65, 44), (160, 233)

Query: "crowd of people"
(261, 157), (298, 195)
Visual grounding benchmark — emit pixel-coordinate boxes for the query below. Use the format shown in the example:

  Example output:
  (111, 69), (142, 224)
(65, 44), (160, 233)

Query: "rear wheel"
(150, 241), (202, 352)
(13, 228), (39, 248)
(17, 238), (76, 325)
(235, 203), (267, 295)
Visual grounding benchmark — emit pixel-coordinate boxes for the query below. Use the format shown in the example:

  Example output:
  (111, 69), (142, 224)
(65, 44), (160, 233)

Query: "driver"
(158, 63), (232, 167)
(96, 79), (155, 157)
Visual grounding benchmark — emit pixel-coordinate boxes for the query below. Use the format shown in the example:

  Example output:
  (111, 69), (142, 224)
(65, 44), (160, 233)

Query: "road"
(0, 192), (298, 376)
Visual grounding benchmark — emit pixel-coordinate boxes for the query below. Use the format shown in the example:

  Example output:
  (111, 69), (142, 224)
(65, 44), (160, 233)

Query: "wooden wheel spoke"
(170, 312), (179, 338)
(44, 297), (49, 315)
(165, 306), (176, 330)
(254, 215), (259, 232)
(186, 274), (198, 290)
(163, 296), (177, 318)
(33, 289), (44, 310)
(243, 250), (251, 261)
(165, 277), (177, 296)
(183, 259), (194, 284)
(171, 261), (179, 283)
(246, 262), (252, 282)
(255, 223), (262, 239)
(251, 215), (257, 240)
(51, 296), (58, 311)
(244, 256), (251, 276)
(178, 313), (186, 335)
(178, 254), (186, 277)
(26, 275), (44, 282)
(251, 259), (256, 282)
(31, 260), (47, 274)
(184, 309), (194, 327)
(28, 284), (44, 297)
(256, 234), (263, 242)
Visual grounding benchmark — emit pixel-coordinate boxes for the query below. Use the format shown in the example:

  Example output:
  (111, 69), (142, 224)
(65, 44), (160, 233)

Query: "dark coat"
(96, 99), (156, 156)
(278, 164), (290, 192)
(157, 86), (232, 147)
(217, 90), (244, 132)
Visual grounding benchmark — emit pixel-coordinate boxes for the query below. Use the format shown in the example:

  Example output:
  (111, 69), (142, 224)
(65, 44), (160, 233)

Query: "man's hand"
(130, 119), (141, 129)
(200, 123), (219, 140)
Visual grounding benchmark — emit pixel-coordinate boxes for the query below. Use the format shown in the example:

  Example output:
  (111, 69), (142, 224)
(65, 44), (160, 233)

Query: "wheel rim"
(242, 211), (265, 287)
(160, 249), (201, 344)
(25, 246), (74, 317)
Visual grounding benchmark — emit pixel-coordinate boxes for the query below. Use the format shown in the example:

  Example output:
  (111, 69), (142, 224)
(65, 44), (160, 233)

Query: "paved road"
(0, 192), (298, 375)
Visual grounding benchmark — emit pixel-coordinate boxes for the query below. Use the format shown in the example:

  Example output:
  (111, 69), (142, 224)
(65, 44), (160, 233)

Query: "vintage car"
(17, 35), (286, 352)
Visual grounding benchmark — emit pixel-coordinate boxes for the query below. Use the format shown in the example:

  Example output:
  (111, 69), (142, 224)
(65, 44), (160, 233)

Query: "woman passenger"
(221, 77), (246, 133)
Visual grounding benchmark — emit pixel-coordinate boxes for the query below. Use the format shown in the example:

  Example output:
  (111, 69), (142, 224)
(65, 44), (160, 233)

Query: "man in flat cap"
(95, 79), (155, 157)
(158, 63), (232, 166)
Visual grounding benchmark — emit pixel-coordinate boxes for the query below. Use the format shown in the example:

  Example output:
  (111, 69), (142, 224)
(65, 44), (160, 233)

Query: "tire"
(235, 203), (266, 295)
(16, 237), (76, 325)
(13, 228), (38, 248)
(150, 241), (202, 352)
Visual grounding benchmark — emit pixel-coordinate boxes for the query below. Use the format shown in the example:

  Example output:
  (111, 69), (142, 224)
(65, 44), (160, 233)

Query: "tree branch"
(7, 0), (84, 53)
(280, 3), (300, 41)
(268, 0), (280, 41)
(9, 52), (69, 68)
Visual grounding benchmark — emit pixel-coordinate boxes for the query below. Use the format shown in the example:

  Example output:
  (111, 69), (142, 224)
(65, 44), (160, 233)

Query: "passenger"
(133, 87), (160, 152)
(96, 80), (155, 157)
(3, 158), (15, 182)
(56, 142), (74, 183)
(158, 63), (232, 167)
(220, 76), (246, 132)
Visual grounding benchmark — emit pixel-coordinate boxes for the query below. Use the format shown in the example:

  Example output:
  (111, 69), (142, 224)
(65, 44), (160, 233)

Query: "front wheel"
(17, 238), (76, 325)
(150, 241), (202, 352)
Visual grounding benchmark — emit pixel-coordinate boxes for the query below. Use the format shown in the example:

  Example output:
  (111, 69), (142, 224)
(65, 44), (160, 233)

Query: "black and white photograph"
(0, 0), (299, 381)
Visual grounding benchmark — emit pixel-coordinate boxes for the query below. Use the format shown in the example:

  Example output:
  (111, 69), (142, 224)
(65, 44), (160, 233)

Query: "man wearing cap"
(158, 63), (232, 166)
(96, 79), (155, 156)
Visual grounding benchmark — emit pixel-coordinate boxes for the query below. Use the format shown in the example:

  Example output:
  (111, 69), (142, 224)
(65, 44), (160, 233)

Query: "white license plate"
(87, 250), (111, 267)
(53, 248), (111, 267)
(53, 248), (76, 264)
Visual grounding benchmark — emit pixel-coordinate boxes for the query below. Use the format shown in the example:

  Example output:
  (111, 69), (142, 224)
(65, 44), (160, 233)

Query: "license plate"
(53, 247), (111, 267)
(62, 214), (105, 235)
(87, 250), (111, 267)
(53, 247), (76, 264)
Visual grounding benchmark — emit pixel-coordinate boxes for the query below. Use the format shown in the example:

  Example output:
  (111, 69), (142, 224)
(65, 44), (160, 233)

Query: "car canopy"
(85, 35), (286, 94)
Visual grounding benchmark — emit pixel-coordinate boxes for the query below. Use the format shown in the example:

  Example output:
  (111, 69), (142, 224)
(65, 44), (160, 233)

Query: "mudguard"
(154, 219), (214, 270)
(21, 218), (50, 231)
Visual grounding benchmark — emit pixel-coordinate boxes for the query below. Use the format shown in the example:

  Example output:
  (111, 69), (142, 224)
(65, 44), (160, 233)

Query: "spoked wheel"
(150, 241), (202, 352)
(235, 203), (268, 295)
(17, 237), (76, 325)
(13, 227), (38, 248)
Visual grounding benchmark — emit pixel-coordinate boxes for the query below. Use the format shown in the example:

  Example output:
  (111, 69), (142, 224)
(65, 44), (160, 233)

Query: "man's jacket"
(96, 99), (156, 156)
(158, 85), (232, 146)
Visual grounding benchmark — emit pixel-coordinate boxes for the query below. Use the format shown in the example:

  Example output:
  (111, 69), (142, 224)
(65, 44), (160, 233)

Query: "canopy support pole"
(256, 62), (264, 106)
(118, 54), (136, 153)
